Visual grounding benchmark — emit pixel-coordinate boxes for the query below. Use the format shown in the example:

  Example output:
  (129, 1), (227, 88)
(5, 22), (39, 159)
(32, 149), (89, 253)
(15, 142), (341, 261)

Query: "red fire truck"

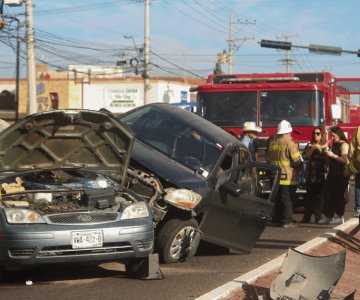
(194, 72), (360, 156)
(193, 72), (360, 202)
(350, 105), (360, 124)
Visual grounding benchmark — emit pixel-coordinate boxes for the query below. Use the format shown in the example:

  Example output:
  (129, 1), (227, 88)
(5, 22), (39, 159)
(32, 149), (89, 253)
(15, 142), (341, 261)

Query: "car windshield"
(120, 106), (223, 173)
(1, 169), (119, 191)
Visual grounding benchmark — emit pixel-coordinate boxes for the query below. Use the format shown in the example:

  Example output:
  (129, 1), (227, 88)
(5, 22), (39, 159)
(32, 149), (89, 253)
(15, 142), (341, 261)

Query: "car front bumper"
(0, 219), (154, 269)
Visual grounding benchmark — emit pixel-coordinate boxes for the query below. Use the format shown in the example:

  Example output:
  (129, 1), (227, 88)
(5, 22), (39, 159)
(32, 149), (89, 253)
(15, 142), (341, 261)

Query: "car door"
(199, 150), (280, 253)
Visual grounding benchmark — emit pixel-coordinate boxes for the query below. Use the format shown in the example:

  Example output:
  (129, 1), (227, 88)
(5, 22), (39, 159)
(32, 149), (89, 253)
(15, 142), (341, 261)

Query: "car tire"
(156, 218), (200, 264)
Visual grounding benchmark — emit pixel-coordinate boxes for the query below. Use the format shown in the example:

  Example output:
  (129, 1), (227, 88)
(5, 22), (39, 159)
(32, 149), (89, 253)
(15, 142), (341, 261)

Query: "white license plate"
(71, 231), (103, 249)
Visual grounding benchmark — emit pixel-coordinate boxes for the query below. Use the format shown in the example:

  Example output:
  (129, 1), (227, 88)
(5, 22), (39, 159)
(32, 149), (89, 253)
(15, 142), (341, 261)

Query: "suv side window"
(240, 148), (250, 164)
(174, 130), (202, 170)
(122, 107), (185, 156)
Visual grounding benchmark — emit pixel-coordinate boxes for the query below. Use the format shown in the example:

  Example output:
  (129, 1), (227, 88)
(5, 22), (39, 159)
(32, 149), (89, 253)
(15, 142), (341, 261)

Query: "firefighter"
(266, 120), (303, 227)
(344, 125), (360, 218)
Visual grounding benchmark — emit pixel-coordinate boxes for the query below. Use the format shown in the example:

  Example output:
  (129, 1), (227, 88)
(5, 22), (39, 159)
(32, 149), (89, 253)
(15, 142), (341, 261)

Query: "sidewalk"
(197, 218), (360, 300)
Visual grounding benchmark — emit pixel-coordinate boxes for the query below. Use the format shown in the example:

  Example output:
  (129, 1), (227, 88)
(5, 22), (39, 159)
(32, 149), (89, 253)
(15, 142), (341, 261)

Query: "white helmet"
(277, 120), (292, 134)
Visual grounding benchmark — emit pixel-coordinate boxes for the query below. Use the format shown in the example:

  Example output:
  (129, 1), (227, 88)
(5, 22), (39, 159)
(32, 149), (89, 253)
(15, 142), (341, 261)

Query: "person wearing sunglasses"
(319, 126), (350, 225)
(301, 127), (329, 223)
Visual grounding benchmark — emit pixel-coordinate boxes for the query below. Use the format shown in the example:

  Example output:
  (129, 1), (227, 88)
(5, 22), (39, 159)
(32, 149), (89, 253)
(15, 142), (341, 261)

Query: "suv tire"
(156, 218), (200, 263)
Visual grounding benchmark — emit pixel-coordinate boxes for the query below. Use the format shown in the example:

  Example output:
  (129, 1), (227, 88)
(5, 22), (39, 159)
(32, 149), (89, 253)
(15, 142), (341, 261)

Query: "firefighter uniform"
(266, 120), (303, 226)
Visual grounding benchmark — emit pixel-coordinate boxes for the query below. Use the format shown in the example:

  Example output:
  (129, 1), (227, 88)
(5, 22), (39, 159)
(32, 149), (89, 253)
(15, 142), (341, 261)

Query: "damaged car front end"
(0, 109), (165, 279)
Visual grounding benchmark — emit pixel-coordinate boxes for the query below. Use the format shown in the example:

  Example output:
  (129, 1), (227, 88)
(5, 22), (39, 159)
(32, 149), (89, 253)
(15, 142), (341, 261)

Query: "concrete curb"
(196, 218), (359, 300)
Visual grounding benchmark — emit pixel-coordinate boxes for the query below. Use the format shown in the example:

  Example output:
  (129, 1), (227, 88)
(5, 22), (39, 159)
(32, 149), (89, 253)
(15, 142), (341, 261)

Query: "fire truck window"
(260, 90), (321, 127)
(199, 91), (256, 127)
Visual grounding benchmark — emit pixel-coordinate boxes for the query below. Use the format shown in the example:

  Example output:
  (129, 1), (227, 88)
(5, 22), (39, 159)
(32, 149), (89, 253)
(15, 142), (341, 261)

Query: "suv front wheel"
(156, 218), (200, 263)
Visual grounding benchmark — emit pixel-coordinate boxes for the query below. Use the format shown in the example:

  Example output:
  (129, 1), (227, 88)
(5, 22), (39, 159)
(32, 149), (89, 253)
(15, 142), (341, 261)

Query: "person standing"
(319, 126), (349, 225)
(266, 120), (303, 227)
(301, 127), (329, 223)
(344, 125), (360, 217)
(239, 121), (262, 161)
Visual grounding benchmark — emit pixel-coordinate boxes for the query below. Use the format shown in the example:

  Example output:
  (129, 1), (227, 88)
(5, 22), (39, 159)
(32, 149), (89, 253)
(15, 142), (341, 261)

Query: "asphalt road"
(0, 184), (356, 300)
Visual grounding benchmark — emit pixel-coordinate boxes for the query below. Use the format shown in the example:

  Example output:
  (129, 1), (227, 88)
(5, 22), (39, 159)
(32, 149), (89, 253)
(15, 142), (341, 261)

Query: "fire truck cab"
(194, 72), (360, 201)
(195, 72), (360, 155)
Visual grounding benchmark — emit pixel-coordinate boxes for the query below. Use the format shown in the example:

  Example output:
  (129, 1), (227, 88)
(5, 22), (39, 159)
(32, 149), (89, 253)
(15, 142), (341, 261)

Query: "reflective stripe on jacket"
(348, 126), (360, 174)
(266, 134), (303, 185)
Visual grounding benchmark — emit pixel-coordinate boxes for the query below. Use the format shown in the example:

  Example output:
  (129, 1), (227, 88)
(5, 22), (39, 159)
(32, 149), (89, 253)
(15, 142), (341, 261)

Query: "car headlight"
(121, 202), (149, 220)
(164, 188), (202, 210)
(4, 208), (46, 224)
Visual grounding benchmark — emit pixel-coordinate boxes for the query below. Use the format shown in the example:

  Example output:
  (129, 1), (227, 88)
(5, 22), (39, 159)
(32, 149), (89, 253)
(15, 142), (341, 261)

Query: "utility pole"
(227, 15), (256, 74)
(276, 33), (298, 72)
(228, 14), (233, 74)
(15, 16), (20, 120)
(143, 0), (150, 104)
(25, 0), (37, 114)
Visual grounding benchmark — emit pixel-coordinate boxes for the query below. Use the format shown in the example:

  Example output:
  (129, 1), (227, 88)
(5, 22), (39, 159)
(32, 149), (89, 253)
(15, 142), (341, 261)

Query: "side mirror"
(331, 104), (341, 120)
(220, 181), (241, 196)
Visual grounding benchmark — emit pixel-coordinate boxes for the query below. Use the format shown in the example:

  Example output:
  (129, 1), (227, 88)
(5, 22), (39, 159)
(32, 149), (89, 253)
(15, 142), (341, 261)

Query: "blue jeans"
(355, 173), (360, 210)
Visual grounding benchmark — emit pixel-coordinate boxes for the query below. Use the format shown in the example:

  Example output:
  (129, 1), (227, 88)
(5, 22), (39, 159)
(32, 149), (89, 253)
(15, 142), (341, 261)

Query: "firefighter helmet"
(277, 120), (293, 134)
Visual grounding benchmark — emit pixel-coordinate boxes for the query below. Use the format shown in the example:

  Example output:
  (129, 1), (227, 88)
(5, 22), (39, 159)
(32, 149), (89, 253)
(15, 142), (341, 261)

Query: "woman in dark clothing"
(301, 127), (329, 223)
(319, 126), (349, 225)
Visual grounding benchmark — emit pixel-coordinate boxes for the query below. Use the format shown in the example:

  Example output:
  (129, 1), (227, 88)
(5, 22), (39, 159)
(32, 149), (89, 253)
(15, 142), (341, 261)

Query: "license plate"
(71, 231), (103, 249)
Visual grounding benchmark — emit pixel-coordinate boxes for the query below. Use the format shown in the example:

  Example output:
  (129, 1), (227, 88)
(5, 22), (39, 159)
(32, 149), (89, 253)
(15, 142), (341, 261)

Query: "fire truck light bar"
(220, 77), (300, 84)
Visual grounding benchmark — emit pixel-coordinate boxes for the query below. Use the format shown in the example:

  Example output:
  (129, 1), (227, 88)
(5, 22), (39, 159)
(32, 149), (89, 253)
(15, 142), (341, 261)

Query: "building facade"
(0, 64), (205, 121)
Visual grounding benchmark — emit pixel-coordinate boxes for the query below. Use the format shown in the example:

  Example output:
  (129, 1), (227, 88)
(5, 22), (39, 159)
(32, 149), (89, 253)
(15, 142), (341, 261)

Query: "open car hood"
(0, 110), (134, 184)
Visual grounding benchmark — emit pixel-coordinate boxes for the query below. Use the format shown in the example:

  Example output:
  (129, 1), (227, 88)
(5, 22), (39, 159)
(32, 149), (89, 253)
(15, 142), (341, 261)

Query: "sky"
(1, 0), (360, 79)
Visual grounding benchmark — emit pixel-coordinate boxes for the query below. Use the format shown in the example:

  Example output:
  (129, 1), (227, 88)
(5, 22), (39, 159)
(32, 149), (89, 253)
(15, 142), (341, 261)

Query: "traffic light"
(309, 44), (342, 56)
(260, 39), (292, 50)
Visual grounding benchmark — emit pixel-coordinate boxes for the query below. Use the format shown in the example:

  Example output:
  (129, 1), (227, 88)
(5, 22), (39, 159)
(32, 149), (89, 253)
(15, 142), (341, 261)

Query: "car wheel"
(156, 218), (200, 264)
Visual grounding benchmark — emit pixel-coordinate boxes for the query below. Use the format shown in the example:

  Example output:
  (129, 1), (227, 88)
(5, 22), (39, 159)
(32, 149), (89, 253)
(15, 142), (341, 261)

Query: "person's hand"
(323, 149), (333, 157)
(343, 169), (350, 177)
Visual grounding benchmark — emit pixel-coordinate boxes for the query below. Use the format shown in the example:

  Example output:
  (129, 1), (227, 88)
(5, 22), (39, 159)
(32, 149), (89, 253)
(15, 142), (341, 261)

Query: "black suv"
(119, 103), (280, 263)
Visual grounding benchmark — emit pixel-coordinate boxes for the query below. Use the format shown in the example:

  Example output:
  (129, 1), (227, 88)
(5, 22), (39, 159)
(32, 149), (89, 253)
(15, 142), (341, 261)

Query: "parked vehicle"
(194, 72), (360, 156)
(118, 103), (280, 263)
(0, 109), (165, 280)
(192, 72), (360, 200)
